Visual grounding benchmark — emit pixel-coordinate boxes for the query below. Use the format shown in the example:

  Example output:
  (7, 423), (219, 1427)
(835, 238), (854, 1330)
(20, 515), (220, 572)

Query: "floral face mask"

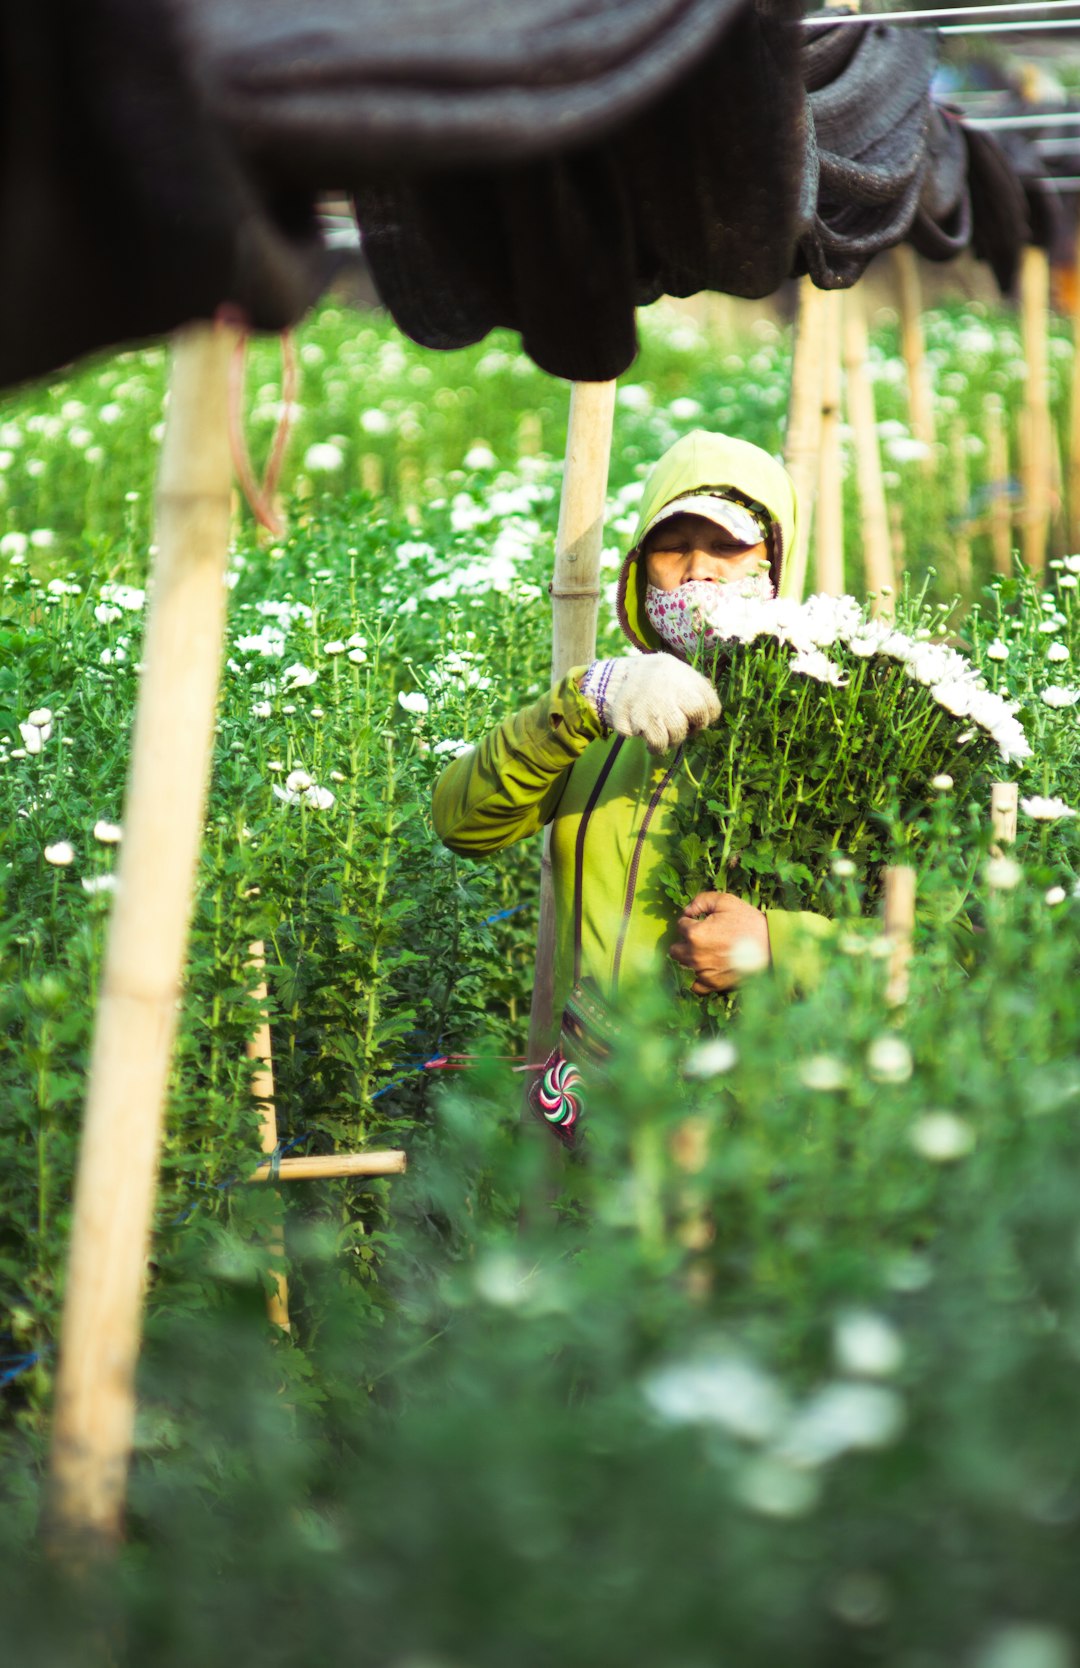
(644, 574), (776, 658)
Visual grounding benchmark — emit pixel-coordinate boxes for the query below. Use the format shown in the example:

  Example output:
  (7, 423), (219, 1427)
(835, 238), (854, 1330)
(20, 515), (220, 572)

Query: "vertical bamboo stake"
(784, 278), (830, 602)
(1019, 244), (1051, 579)
(246, 933), (290, 1333)
(949, 425), (974, 600)
(843, 285), (895, 607)
(990, 780), (1019, 853)
(986, 394), (1014, 577)
(1069, 225), (1080, 550)
(360, 452), (384, 497)
(891, 245), (936, 464)
(47, 321), (237, 1553)
(883, 864), (916, 1008)
(815, 290), (844, 596)
(523, 381), (617, 1100)
(398, 454), (421, 526)
(517, 411), (543, 458)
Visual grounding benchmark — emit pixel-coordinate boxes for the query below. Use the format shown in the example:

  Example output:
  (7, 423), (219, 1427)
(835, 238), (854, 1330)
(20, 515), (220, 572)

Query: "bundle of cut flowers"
(664, 580), (1031, 914)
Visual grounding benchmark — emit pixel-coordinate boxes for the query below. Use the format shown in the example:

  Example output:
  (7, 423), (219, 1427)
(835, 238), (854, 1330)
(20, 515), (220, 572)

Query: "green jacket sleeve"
(432, 669), (604, 857)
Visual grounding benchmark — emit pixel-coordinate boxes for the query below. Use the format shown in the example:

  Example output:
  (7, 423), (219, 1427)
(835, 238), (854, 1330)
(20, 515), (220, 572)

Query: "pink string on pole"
(217, 305), (297, 537)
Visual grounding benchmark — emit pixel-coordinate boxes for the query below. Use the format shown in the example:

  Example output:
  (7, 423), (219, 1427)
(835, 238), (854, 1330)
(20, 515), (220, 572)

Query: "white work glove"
(579, 654), (721, 754)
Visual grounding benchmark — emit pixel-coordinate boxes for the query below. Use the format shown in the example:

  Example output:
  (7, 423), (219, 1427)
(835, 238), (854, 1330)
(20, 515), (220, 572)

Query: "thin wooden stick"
(360, 453), (384, 497)
(517, 411), (543, 458)
(246, 935), (290, 1333)
(783, 278), (829, 602)
(843, 285), (895, 607)
(523, 381), (617, 1117)
(47, 321), (238, 1554)
(949, 425), (974, 600)
(985, 394), (1014, 576)
(990, 780), (1019, 852)
(883, 864), (916, 1007)
(815, 290), (845, 596)
(891, 246), (936, 465)
(1069, 224), (1080, 550)
(250, 1151), (408, 1182)
(1019, 244), (1051, 578)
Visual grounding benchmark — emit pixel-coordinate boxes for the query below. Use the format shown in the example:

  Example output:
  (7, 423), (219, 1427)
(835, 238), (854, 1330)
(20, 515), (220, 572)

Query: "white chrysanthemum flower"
(282, 662), (317, 689)
(833, 1310), (904, 1378)
(285, 769), (313, 793)
(642, 1354), (787, 1441)
(1020, 795), (1076, 821)
(1038, 618), (1062, 634)
(0, 531), (28, 555)
(98, 581), (145, 611)
(867, 1036), (913, 1084)
(931, 679), (975, 718)
(432, 737), (474, 759)
(463, 444), (497, 470)
(94, 602), (122, 625)
(329, 770), (346, 783)
(1047, 643), (1070, 663)
(44, 841), (75, 866)
(684, 1037), (738, 1078)
(799, 1054), (848, 1092)
(1064, 554), (1080, 574)
(303, 442), (344, 473)
(359, 408), (392, 436)
(348, 647), (367, 664)
(250, 701), (272, 719)
(1045, 886), (1067, 906)
(790, 648), (848, 686)
(985, 855), (1022, 890)
(304, 785), (335, 810)
(93, 820), (122, 844)
(81, 874), (117, 896)
(778, 1382), (906, 1467)
(322, 640), (345, 656)
(398, 690), (429, 715)
(1041, 685), (1080, 708)
(18, 717), (51, 753)
(931, 773), (954, 791)
(985, 639), (1009, 661)
(910, 1111), (975, 1162)
(831, 857), (856, 878)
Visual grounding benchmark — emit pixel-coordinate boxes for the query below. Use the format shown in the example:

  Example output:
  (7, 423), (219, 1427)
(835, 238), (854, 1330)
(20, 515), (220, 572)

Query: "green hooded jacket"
(432, 430), (834, 1011)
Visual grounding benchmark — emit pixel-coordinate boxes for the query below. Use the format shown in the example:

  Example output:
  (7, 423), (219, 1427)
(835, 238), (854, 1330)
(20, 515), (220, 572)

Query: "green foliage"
(0, 296), (1078, 1659)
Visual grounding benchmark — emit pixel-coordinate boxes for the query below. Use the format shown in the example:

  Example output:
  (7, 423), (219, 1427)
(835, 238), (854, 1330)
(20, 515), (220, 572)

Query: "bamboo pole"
(815, 290), (845, 595)
(1069, 225), (1080, 550)
(985, 394), (1014, 576)
(843, 285), (895, 606)
(783, 278), (830, 602)
(47, 322), (238, 1553)
(891, 246), (936, 464)
(250, 1151), (408, 1183)
(990, 780), (1019, 852)
(517, 411), (543, 458)
(360, 453), (384, 497)
(523, 381), (617, 1107)
(882, 864), (916, 1007)
(1019, 243), (1052, 578)
(246, 934), (290, 1333)
(949, 425), (974, 599)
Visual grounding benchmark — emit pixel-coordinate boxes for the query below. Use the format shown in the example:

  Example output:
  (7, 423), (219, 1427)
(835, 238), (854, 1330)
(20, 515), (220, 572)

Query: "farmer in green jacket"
(433, 430), (831, 1104)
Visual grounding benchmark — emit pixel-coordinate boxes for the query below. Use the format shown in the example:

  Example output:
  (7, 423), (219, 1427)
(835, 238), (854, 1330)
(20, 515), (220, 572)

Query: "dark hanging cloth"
(795, 18), (957, 287)
(185, 0), (763, 172)
(0, 0), (329, 393)
(349, 0), (807, 381)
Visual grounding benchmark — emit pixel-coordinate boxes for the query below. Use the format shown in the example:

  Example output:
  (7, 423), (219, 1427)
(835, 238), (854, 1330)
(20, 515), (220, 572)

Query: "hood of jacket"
(615, 430), (801, 653)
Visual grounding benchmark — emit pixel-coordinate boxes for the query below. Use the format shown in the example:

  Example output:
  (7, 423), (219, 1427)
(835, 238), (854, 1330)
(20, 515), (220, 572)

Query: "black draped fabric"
(0, 0), (329, 392)
(0, 0), (1043, 391)
(350, 1), (807, 381)
(182, 0), (758, 171)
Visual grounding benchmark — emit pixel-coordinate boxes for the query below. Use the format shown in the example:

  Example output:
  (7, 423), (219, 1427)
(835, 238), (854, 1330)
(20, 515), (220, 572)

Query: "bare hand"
(669, 891), (771, 995)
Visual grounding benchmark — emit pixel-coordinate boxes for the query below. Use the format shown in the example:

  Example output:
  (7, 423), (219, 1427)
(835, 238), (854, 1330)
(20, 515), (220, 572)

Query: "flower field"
(2, 294), (1080, 1663)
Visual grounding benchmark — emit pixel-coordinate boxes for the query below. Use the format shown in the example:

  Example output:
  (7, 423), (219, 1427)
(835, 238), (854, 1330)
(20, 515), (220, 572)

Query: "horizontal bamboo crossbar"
(249, 1151), (407, 1183)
